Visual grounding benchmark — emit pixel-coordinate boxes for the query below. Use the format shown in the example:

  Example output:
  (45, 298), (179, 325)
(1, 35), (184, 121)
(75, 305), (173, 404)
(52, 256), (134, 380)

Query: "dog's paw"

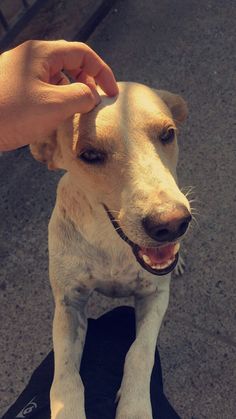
(174, 254), (185, 276)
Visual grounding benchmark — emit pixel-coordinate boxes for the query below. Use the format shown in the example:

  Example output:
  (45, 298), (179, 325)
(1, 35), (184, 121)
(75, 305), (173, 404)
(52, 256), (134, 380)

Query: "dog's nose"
(142, 204), (192, 242)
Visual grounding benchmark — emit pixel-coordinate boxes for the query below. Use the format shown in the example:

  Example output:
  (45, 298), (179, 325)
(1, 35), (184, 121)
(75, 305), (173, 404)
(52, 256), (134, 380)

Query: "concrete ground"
(1, 0), (236, 418)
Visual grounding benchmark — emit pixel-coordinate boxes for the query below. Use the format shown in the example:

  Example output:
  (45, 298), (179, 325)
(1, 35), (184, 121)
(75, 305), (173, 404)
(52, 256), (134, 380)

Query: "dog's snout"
(142, 204), (192, 242)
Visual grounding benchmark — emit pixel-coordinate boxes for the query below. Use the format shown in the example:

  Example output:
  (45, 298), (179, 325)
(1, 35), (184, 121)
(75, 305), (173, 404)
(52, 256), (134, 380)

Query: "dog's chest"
(49, 212), (158, 299)
(88, 246), (157, 298)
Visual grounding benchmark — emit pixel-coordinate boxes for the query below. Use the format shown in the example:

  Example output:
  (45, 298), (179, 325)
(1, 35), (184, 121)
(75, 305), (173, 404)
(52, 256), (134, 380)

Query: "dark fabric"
(2, 306), (181, 419)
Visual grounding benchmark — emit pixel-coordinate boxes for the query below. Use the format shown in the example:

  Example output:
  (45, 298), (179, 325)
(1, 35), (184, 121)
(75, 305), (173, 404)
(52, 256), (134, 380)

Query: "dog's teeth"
(140, 245), (179, 271)
(173, 242), (180, 254)
(151, 265), (162, 270)
(151, 264), (161, 269)
(151, 257), (175, 270)
(142, 254), (152, 265)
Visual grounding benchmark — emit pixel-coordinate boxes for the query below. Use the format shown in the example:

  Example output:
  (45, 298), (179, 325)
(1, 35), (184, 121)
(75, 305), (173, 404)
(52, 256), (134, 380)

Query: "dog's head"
(31, 82), (191, 276)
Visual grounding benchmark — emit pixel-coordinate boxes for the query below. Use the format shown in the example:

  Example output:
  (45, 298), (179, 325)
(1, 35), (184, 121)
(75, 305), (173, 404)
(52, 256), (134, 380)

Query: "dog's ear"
(30, 132), (58, 170)
(156, 90), (188, 125)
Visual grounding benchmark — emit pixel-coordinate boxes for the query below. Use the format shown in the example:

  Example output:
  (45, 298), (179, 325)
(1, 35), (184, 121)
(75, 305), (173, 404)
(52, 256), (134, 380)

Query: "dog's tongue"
(140, 244), (176, 264)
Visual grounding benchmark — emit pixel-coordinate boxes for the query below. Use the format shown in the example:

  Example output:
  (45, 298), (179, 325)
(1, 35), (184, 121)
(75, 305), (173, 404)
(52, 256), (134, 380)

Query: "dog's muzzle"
(103, 205), (180, 276)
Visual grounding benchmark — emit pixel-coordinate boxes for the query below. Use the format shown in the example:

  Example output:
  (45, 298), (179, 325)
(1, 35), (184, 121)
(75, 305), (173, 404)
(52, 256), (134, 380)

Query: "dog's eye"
(160, 128), (175, 144)
(79, 149), (106, 164)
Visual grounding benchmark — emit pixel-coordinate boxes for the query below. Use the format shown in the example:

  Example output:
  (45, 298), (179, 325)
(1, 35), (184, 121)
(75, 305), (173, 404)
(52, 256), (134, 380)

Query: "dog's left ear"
(156, 90), (188, 125)
(30, 132), (58, 170)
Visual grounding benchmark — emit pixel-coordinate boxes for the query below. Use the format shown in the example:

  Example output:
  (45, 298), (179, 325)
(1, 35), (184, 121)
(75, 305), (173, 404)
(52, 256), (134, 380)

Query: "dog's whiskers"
(111, 218), (120, 223)
(180, 187), (200, 231)
(114, 226), (122, 232)
(181, 185), (196, 198)
(190, 206), (201, 218)
(191, 215), (199, 228)
(188, 198), (201, 205)
(107, 209), (120, 215)
(182, 186), (200, 222)
(190, 205), (199, 213)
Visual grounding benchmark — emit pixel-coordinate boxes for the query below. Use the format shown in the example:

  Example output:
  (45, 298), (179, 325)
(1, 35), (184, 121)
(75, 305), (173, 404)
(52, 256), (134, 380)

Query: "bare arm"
(0, 40), (118, 151)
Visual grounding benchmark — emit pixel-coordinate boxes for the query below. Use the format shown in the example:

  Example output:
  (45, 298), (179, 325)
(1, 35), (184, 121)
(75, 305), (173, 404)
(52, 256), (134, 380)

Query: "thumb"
(48, 82), (100, 119)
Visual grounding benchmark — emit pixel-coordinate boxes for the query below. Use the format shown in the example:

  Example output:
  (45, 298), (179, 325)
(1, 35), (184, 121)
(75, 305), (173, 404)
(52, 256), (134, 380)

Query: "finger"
(45, 82), (98, 119)
(59, 69), (100, 105)
(73, 71), (100, 105)
(45, 40), (119, 96)
(50, 71), (69, 85)
(66, 69), (97, 90)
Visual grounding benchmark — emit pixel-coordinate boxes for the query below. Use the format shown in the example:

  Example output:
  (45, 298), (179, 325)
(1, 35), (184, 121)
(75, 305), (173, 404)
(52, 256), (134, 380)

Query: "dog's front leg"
(50, 291), (89, 419)
(116, 277), (170, 419)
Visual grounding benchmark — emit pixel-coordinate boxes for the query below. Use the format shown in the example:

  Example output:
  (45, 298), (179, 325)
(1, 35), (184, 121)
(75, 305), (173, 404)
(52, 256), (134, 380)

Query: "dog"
(30, 81), (191, 419)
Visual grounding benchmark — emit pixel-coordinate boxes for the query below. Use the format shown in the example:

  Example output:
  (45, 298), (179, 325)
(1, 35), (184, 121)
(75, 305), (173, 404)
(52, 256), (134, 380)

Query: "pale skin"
(0, 39), (118, 151)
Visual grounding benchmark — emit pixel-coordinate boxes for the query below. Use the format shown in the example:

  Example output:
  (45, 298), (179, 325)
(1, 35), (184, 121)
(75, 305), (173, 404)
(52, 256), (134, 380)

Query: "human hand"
(0, 40), (118, 151)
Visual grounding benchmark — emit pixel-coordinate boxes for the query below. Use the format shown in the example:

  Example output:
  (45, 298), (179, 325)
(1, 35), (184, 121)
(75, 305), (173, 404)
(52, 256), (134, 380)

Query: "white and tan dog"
(31, 82), (191, 419)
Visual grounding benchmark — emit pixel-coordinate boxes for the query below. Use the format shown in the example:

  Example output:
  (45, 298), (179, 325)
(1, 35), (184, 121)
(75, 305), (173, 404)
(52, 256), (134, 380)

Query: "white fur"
(30, 82), (190, 419)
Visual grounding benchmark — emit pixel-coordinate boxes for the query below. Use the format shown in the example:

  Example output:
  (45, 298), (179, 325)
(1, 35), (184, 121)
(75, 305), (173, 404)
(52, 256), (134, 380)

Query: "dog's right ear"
(30, 132), (58, 170)
(155, 90), (188, 125)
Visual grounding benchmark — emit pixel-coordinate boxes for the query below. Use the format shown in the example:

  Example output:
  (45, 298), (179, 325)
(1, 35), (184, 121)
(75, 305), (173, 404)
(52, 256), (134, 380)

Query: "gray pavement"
(1, 0), (236, 418)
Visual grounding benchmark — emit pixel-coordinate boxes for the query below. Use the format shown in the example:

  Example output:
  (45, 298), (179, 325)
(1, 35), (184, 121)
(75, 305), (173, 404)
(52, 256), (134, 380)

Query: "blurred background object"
(0, 0), (115, 51)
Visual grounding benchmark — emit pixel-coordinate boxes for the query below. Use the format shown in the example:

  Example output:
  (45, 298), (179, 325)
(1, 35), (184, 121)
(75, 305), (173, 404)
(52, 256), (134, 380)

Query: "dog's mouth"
(104, 205), (179, 276)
